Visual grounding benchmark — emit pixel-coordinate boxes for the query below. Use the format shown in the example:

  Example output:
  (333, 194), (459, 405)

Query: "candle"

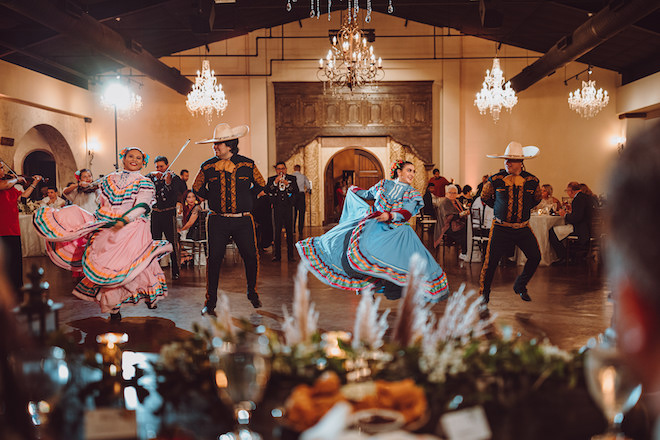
(96, 332), (129, 376)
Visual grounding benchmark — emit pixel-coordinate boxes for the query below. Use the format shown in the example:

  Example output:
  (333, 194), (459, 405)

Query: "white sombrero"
(487, 141), (539, 159)
(196, 123), (249, 144)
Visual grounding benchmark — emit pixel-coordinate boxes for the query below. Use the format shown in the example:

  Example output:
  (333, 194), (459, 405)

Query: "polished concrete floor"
(27, 226), (612, 352)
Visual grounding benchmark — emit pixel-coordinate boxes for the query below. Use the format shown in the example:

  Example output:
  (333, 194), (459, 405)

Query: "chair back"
(192, 210), (208, 241)
(591, 207), (605, 239)
(471, 207), (483, 230)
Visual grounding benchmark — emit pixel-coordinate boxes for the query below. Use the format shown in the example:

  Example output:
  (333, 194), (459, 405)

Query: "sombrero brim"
(487, 146), (539, 159)
(195, 125), (249, 144)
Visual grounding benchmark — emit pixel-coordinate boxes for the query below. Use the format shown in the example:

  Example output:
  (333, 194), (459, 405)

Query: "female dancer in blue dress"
(296, 160), (449, 303)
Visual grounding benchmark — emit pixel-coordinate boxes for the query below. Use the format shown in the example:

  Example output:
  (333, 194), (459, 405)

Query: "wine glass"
(214, 334), (271, 440)
(10, 346), (70, 431)
(584, 340), (642, 440)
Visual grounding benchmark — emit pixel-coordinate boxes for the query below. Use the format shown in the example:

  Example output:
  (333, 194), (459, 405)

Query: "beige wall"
(2, 11), (659, 198)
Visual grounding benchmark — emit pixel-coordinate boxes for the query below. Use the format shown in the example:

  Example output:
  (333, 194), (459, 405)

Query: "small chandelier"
(474, 58), (518, 122)
(286, 0), (395, 22)
(568, 68), (609, 118)
(186, 60), (228, 125)
(317, 11), (384, 94)
(101, 80), (143, 119)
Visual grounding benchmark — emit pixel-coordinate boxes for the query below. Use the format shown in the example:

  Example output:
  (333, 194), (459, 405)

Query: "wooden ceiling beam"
(0, 0), (193, 95)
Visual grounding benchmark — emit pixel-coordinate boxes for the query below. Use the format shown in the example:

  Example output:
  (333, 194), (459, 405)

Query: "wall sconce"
(610, 136), (626, 152)
(88, 138), (100, 168)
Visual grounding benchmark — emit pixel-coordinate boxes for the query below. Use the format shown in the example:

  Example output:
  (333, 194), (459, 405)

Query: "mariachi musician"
(0, 161), (42, 299)
(147, 156), (187, 280)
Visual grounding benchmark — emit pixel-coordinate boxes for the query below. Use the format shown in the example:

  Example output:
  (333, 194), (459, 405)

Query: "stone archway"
(14, 124), (78, 189)
(283, 136), (426, 227)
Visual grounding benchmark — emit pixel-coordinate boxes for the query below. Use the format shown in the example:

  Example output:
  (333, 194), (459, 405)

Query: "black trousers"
(272, 203), (294, 259)
(480, 224), (541, 296)
(151, 210), (179, 277)
(294, 193), (306, 235)
(206, 214), (258, 309)
(0, 235), (23, 301)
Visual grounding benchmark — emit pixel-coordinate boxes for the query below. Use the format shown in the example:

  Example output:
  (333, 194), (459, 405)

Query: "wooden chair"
(566, 207), (604, 265)
(416, 213), (437, 245)
(470, 207), (489, 257)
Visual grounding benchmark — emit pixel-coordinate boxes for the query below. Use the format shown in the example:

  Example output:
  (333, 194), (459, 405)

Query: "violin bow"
(163, 139), (191, 176)
(0, 159), (20, 179)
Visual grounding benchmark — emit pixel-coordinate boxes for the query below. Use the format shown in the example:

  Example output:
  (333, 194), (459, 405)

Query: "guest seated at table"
(178, 190), (203, 267)
(63, 169), (100, 213)
(579, 183), (599, 208)
(549, 181), (593, 265)
(534, 184), (560, 213)
(608, 121), (660, 425)
(422, 183), (438, 218)
(434, 184), (468, 254)
(458, 184), (473, 208)
(39, 186), (66, 208)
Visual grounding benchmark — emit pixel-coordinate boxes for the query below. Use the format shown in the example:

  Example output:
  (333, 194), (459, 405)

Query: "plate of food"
(282, 372), (429, 433)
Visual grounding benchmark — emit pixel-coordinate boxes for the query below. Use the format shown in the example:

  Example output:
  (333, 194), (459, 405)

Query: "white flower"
(539, 343), (573, 362)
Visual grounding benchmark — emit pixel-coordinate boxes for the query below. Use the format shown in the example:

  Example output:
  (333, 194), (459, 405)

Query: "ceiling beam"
(0, 0), (193, 95)
(509, 0), (660, 92)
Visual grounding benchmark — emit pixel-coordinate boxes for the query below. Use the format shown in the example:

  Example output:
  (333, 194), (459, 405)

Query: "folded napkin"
(300, 402), (352, 440)
(553, 224), (574, 242)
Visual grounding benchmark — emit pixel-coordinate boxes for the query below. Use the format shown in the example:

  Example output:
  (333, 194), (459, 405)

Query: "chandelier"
(568, 70), (609, 118)
(286, 0), (395, 22)
(317, 11), (384, 94)
(186, 60), (228, 125)
(474, 58), (518, 122)
(101, 80), (143, 119)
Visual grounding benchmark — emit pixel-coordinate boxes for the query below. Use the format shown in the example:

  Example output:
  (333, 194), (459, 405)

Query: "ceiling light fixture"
(317, 9), (384, 94)
(474, 57), (518, 122)
(567, 66), (609, 119)
(186, 59), (228, 125)
(101, 79), (143, 170)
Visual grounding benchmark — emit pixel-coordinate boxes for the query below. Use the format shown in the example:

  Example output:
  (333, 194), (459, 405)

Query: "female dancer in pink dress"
(33, 147), (172, 321)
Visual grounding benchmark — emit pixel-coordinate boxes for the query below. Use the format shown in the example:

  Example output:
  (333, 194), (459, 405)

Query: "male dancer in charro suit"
(480, 141), (542, 305)
(193, 123), (267, 315)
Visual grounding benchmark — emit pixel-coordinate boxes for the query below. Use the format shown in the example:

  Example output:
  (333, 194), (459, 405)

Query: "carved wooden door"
(324, 148), (383, 224)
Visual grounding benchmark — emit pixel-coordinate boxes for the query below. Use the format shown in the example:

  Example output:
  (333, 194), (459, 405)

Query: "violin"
(0, 174), (49, 184)
(77, 181), (99, 193)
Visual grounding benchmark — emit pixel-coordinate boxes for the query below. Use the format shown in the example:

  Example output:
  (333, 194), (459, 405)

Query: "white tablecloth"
(517, 214), (565, 266)
(19, 214), (46, 257)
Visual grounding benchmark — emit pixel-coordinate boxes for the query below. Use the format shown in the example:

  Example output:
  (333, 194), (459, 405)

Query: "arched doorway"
(324, 148), (384, 224)
(23, 150), (56, 200)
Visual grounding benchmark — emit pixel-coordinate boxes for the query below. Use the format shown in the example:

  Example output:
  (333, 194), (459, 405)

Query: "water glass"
(10, 346), (70, 429)
(214, 335), (271, 440)
(584, 343), (642, 440)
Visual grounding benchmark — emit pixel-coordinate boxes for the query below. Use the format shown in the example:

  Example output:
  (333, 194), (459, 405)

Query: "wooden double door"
(324, 148), (383, 224)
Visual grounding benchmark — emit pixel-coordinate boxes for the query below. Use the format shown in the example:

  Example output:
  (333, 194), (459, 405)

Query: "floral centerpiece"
(151, 256), (603, 438)
(20, 199), (41, 214)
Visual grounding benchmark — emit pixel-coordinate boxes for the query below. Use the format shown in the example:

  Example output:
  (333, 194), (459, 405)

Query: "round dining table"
(516, 214), (565, 266)
(19, 213), (46, 257)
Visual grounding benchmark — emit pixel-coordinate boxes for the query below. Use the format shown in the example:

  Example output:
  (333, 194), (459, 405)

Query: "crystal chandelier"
(474, 58), (518, 122)
(317, 11), (384, 94)
(101, 80), (143, 119)
(568, 71), (609, 118)
(186, 60), (228, 125)
(286, 0), (395, 22)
